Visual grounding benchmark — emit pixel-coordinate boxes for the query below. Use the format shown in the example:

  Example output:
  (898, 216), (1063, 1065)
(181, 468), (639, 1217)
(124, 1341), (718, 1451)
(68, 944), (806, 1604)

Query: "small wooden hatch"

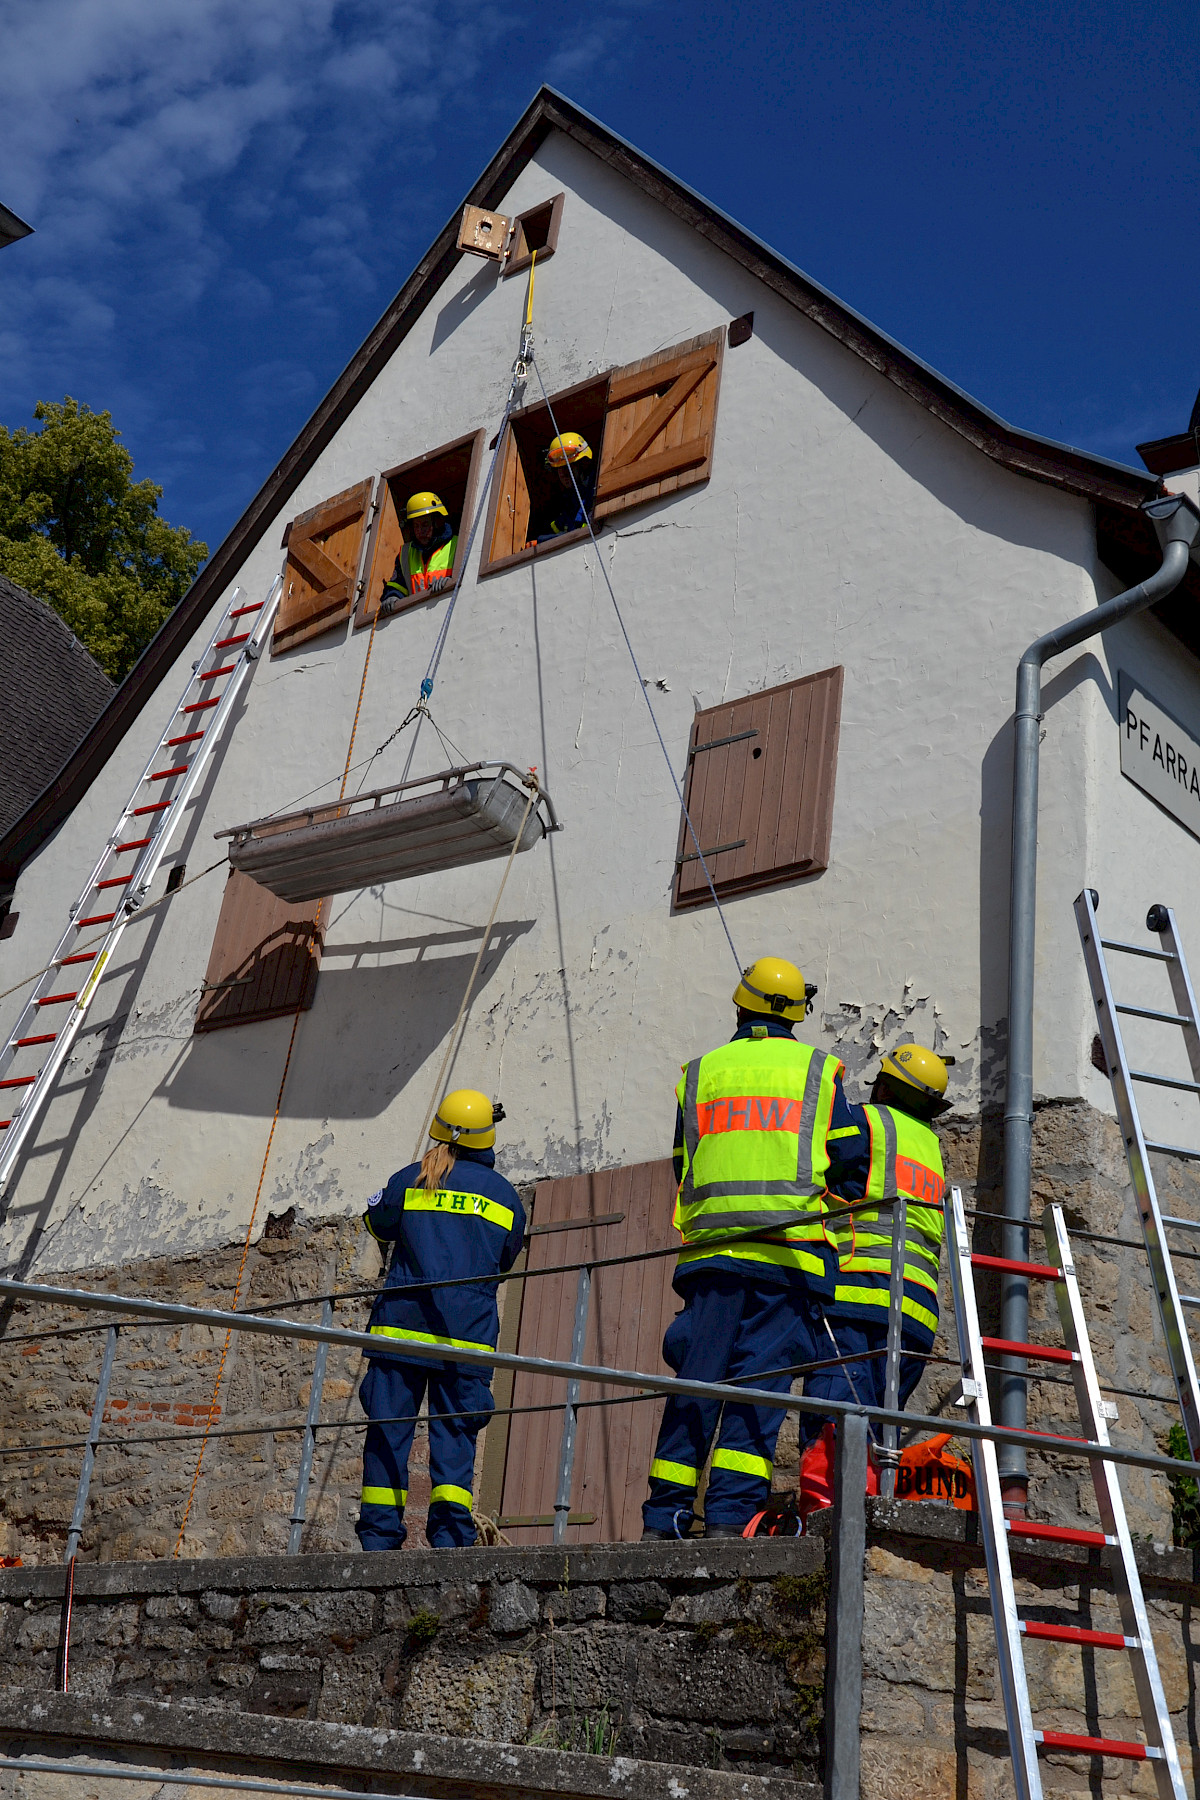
(218, 763), (558, 904)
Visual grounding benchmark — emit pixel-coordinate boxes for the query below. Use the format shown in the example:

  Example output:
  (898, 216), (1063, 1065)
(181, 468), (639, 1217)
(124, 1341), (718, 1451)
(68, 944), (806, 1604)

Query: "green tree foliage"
(0, 398), (208, 681)
(1165, 1421), (1200, 1547)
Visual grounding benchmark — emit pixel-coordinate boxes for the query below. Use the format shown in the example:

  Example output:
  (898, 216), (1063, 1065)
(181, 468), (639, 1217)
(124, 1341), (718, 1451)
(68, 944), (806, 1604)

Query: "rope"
(529, 357), (742, 977)
(173, 595), (387, 1553)
(411, 776), (540, 1158)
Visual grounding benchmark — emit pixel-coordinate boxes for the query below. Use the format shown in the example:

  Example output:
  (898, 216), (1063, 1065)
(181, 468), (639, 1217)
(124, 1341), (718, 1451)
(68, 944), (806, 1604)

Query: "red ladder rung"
(133, 802), (171, 815)
(114, 838), (152, 853)
(16, 1034), (57, 1048)
(77, 913), (115, 927)
(149, 764), (190, 781)
(981, 1336), (1077, 1365)
(196, 665), (234, 682)
(0, 1076), (36, 1089)
(228, 603), (262, 618)
(167, 731), (204, 746)
(182, 698), (220, 713)
(96, 876), (132, 890)
(1036, 1729), (1157, 1761)
(1021, 1619), (1134, 1649)
(972, 1253), (1062, 1281)
(58, 953), (97, 967)
(1006, 1520), (1113, 1548)
(37, 993), (77, 1006)
(0, 1121), (10, 1130)
(214, 633), (249, 649)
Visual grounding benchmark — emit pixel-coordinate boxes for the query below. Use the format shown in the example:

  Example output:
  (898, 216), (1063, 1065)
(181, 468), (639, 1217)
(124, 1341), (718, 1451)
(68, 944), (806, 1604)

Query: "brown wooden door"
(273, 478), (375, 654)
(194, 869), (324, 1031)
(497, 1159), (680, 1544)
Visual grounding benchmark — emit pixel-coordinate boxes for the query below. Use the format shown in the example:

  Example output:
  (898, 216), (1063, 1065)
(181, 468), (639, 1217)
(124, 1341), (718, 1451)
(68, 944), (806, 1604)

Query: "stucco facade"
(2, 123), (1199, 1281)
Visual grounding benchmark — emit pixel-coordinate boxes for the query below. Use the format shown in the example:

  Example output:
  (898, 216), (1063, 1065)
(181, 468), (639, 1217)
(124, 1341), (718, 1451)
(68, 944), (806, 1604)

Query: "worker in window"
(642, 956), (862, 1540)
(356, 1089), (525, 1551)
(796, 1043), (952, 1519)
(378, 491), (459, 614)
(528, 432), (596, 545)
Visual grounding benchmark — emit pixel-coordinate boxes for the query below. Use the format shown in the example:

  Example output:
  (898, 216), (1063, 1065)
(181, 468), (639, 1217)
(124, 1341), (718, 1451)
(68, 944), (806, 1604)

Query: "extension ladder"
(1076, 887), (1200, 1455)
(947, 1184), (1185, 1799)
(0, 577), (283, 1199)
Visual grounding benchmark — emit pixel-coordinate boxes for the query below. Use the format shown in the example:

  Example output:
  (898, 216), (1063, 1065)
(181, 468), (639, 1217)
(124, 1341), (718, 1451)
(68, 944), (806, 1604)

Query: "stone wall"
(0, 1540), (826, 1787)
(3, 1517), (1200, 1798)
(3, 1098), (1194, 1565)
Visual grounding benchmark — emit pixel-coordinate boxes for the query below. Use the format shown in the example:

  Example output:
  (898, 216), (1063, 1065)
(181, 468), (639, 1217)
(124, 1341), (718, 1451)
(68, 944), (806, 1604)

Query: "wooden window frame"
(503, 192), (564, 278)
(355, 430), (486, 629)
(673, 666), (844, 911)
(193, 869), (324, 1033)
(272, 478), (376, 656)
(478, 327), (725, 578)
(478, 374), (610, 577)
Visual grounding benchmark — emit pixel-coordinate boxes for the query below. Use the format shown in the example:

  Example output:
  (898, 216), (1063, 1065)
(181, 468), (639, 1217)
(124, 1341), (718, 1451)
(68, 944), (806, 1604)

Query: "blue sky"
(2, 0), (1198, 557)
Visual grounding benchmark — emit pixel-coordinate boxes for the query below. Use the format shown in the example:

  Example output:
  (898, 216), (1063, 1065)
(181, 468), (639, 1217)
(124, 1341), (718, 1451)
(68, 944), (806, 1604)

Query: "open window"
(273, 479), (375, 655)
(673, 667), (843, 910)
(356, 431), (485, 628)
(503, 193), (564, 278)
(194, 869), (324, 1032)
(480, 327), (725, 577)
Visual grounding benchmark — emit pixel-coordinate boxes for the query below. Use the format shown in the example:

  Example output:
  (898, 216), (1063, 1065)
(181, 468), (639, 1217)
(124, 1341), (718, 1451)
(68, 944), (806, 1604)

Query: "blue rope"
(530, 356), (743, 977)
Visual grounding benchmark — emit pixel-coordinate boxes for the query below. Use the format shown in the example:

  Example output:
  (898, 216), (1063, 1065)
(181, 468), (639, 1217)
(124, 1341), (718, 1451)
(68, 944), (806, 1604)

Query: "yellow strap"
(525, 248), (537, 327)
(650, 1457), (698, 1488)
(369, 1324), (495, 1355)
(430, 1483), (473, 1510)
(711, 1448), (773, 1480)
(361, 1485), (407, 1507)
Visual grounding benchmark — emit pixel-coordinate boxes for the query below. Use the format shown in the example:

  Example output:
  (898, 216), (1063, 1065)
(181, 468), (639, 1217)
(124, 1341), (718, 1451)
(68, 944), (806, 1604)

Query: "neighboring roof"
(0, 573), (113, 849)
(0, 86), (1181, 887)
(0, 202), (33, 250)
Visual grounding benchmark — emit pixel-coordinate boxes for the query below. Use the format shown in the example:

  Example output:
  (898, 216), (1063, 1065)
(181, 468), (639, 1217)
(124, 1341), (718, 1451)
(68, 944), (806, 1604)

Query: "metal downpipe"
(999, 495), (1200, 1505)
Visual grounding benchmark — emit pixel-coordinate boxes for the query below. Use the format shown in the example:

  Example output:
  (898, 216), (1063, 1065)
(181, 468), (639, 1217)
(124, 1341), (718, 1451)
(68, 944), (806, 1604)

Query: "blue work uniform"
(643, 1017), (864, 1536)
(357, 1147), (525, 1550)
(533, 466), (595, 544)
(801, 1096), (940, 1447)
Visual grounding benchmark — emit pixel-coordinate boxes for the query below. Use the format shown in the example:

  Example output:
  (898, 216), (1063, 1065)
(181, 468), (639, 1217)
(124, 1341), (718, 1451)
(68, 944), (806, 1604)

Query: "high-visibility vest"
(832, 1104), (945, 1335)
(673, 1035), (841, 1283)
(389, 536), (458, 598)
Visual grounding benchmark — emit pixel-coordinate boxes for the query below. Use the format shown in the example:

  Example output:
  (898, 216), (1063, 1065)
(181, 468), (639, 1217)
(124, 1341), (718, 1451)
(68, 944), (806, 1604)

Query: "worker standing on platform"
(356, 1089), (524, 1551)
(379, 492), (459, 613)
(642, 956), (861, 1540)
(797, 1043), (951, 1516)
(529, 432), (596, 544)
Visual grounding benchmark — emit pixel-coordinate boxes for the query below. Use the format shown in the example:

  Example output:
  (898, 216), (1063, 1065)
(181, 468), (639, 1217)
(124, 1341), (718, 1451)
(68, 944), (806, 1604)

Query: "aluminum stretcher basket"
(218, 762), (558, 903)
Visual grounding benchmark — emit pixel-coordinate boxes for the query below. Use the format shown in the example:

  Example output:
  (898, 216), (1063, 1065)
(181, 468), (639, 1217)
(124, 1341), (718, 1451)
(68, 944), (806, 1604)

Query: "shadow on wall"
(160, 918), (535, 1118)
(430, 259), (500, 355)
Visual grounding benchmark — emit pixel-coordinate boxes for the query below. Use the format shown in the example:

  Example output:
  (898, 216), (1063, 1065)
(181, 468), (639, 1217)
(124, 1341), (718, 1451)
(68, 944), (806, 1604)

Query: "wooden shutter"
(273, 478), (374, 654)
(594, 328), (724, 522)
(194, 869), (324, 1032)
(674, 666), (844, 910)
(495, 1159), (680, 1544)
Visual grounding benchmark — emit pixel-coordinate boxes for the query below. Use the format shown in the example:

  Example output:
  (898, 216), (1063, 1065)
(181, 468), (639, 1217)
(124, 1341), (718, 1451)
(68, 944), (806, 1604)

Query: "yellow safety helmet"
(546, 431), (592, 467)
(732, 955), (816, 1022)
(406, 490), (449, 521)
(879, 1043), (955, 1102)
(429, 1088), (504, 1150)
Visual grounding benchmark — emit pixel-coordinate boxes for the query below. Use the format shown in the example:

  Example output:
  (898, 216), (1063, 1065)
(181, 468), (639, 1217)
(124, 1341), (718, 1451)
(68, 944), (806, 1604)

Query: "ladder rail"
(1042, 1205), (1185, 1798)
(0, 578), (282, 1198)
(1074, 888), (1200, 1455)
(1151, 905), (1200, 1090)
(947, 1185), (1043, 1800)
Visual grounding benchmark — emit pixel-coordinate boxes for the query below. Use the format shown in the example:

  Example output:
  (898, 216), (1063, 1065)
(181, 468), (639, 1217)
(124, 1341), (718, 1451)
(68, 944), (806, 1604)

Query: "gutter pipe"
(999, 491), (1200, 1504)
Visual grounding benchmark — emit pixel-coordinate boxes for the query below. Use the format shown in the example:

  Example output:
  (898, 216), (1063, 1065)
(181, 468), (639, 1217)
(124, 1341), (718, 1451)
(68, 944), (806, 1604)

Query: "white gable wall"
(2, 128), (1192, 1276)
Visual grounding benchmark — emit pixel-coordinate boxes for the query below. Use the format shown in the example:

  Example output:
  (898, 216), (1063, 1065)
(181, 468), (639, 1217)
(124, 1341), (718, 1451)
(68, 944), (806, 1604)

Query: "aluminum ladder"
(0, 577), (283, 1199)
(1076, 887), (1200, 1455)
(947, 1184), (1185, 1799)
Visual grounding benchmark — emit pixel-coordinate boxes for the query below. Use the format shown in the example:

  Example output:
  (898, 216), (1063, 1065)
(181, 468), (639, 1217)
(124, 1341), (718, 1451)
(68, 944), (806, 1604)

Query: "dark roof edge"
(0, 86), (1160, 885)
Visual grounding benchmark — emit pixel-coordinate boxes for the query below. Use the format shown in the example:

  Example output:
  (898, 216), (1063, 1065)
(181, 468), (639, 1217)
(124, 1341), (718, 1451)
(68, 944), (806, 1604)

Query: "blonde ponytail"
(418, 1140), (457, 1193)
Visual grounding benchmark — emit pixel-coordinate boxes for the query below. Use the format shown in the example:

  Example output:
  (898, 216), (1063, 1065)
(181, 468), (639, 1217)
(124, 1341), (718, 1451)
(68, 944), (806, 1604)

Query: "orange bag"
(894, 1433), (976, 1510)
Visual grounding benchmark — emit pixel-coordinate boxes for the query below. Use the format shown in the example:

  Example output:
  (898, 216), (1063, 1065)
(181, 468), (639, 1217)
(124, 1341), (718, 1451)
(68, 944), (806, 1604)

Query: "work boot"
(641, 1527), (676, 1541)
(703, 1525), (744, 1539)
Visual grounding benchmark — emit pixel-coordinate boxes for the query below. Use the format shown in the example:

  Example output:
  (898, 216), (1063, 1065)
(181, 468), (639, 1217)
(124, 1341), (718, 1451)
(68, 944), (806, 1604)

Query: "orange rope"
(173, 597), (384, 1554)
